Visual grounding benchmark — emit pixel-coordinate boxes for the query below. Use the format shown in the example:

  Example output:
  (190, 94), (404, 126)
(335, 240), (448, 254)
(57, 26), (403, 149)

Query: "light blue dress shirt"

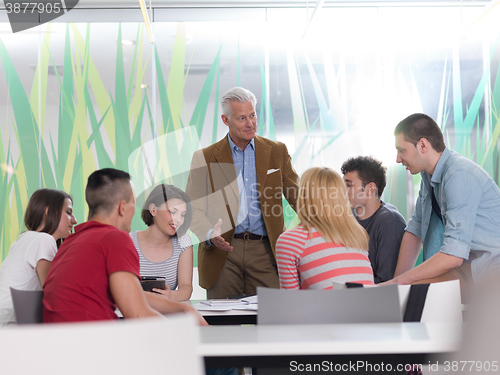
(227, 134), (267, 236)
(206, 135), (267, 244)
(405, 147), (500, 281)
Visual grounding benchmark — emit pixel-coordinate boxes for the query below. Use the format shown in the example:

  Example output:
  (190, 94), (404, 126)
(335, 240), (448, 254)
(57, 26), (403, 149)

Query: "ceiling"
(0, 0), (493, 9)
(0, 0), (496, 156)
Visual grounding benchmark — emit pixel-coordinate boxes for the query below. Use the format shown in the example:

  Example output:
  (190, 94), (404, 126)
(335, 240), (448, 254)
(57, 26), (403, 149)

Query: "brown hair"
(141, 184), (192, 237)
(297, 167), (368, 250)
(394, 113), (445, 152)
(24, 189), (72, 235)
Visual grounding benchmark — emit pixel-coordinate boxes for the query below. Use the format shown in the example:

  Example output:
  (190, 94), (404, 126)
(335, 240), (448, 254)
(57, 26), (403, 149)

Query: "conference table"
(192, 300), (257, 325)
(198, 308), (257, 325)
(199, 322), (462, 372)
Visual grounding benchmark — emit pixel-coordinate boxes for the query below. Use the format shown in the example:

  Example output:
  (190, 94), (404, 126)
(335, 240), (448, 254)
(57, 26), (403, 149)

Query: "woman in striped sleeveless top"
(276, 167), (375, 289)
(130, 184), (194, 301)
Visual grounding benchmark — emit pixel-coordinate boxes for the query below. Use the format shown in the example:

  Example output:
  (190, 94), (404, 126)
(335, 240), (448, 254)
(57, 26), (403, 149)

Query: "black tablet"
(140, 277), (166, 292)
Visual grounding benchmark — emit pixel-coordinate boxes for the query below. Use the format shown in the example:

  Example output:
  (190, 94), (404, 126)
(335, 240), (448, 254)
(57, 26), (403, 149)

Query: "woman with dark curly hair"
(130, 184), (193, 302)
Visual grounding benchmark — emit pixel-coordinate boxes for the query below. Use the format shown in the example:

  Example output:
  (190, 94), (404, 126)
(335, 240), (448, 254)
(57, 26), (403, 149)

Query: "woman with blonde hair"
(276, 167), (374, 289)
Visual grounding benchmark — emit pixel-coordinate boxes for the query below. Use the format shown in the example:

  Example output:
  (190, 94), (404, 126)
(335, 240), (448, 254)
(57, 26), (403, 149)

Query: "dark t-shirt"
(43, 221), (140, 322)
(357, 201), (406, 283)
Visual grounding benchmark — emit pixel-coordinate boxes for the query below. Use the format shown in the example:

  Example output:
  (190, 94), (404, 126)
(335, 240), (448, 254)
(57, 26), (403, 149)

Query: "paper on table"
(233, 304), (258, 311)
(194, 304), (230, 311)
(241, 295), (258, 304)
(195, 297), (258, 311)
(200, 299), (247, 306)
(194, 302), (249, 311)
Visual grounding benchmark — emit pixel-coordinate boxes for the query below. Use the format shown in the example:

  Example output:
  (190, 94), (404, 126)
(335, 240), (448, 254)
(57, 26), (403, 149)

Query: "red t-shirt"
(43, 221), (140, 323)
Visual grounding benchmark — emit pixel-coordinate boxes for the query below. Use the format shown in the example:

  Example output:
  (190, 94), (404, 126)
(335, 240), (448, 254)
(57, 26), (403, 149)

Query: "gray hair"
(220, 87), (257, 118)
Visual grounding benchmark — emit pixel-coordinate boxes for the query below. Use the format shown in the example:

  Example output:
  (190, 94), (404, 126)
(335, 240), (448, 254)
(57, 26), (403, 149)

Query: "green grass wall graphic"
(0, 20), (499, 267)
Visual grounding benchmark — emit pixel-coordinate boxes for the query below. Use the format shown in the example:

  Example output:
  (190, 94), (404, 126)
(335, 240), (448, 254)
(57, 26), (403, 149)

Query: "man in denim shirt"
(387, 113), (500, 298)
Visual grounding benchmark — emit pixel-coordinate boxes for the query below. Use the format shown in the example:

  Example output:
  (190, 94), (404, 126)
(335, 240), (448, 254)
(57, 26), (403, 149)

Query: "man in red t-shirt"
(43, 168), (204, 323)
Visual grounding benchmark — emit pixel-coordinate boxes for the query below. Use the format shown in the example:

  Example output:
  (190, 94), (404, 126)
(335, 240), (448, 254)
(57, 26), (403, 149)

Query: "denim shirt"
(405, 147), (500, 281)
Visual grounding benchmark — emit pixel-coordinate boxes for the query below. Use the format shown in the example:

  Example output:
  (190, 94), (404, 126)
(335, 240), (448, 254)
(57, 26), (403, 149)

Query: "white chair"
(191, 266), (207, 300)
(0, 314), (204, 375)
(258, 284), (402, 325)
(443, 277), (500, 373)
(398, 279), (462, 322)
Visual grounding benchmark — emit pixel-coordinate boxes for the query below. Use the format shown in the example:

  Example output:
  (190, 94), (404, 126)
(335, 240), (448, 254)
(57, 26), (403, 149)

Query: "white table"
(199, 322), (462, 371)
(118, 301), (257, 324)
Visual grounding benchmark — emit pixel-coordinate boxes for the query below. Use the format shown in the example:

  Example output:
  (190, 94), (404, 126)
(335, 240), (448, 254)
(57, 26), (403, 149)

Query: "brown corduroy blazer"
(185, 135), (299, 290)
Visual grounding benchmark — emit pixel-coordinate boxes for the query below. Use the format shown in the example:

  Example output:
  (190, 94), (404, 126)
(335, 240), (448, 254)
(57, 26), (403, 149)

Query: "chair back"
(258, 284), (402, 325)
(398, 280), (462, 322)
(10, 287), (44, 324)
(191, 267), (207, 300)
(0, 314), (204, 375)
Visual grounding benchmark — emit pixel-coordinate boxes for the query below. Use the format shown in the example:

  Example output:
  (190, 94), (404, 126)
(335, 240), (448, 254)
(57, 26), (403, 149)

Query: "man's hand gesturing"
(210, 219), (233, 252)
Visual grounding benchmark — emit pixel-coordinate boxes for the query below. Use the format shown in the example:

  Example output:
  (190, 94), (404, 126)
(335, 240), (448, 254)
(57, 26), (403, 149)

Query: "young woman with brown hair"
(0, 188), (76, 325)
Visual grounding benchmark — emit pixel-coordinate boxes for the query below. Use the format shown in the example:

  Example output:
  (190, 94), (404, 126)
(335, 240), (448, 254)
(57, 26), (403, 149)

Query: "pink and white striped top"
(276, 225), (375, 290)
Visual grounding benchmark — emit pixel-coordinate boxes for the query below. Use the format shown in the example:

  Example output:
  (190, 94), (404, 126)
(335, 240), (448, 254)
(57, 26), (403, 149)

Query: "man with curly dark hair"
(341, 156), (406, 283)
